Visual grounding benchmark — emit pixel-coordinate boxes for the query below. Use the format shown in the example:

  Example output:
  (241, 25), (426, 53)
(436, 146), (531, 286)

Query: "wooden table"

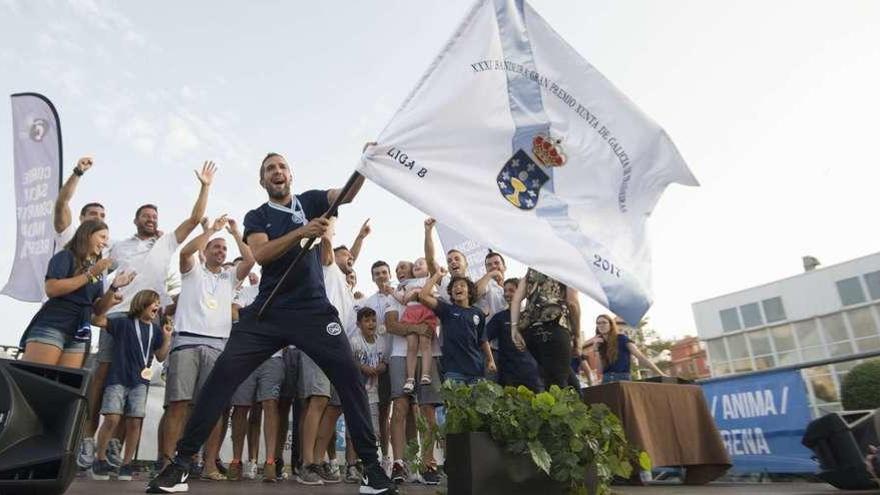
(582, 381), (731, 484)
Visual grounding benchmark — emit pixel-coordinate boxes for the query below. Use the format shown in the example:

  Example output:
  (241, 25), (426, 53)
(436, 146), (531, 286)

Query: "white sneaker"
(243, 459), (257, 480)
(380, 456), (392, 477)
(76, 437), (96, 469)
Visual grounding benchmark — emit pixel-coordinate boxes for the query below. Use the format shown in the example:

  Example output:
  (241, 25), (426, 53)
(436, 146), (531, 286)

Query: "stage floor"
(65, 478), (879, 494)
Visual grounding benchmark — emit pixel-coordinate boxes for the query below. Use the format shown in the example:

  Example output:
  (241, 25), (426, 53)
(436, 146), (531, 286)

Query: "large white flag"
(358, 0), (697, 324)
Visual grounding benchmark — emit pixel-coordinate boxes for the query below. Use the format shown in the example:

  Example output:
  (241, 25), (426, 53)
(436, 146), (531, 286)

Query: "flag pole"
(257, 171), (362, 319)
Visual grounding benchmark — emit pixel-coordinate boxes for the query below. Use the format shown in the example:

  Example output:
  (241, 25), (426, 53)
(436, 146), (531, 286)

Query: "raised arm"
(226, 219), (255, 281)
(475, 270), (502, 298)
(509, 276), (528, 351)
(93, 270), (136, 316)
(319, 232), (334, 267)
(627, 342), (667, 377)
(154, 319), (173, 363)
(349, 219), (371, 263)
(248, 217), (330, 266)
(54, 157), (92, 234)
(174, 161), (216, 244)
(179, 215), (226, 274)
(418, 271), (444, 310)
(424, 218), (438, 276)
(327, 174), (366, 206)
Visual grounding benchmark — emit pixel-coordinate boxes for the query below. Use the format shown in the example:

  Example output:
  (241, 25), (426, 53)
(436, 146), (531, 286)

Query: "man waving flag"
(358, 0), (698, 325)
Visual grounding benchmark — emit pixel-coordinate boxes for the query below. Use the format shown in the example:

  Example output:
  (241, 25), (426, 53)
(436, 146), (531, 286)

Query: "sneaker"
(318, 461), (342, 483)
(214, 458), (228, 477)
(243, 459), (257, 480)
(420, 373), (432, 385)
(106, 438), (123, 468)
(421, 466), (441, 485)
(200, 469), (227, 481)
(402, 378), (415, 393)
(227, 461), (242, 481)
(297, 463), (324, 485)
(344, 463), (361, 484)
(361, 461), (399, 494)
(146, 461), (190, 494)
(89, 459), (113, 481)
(188, 461), (203, 480)
(262, 462), (277, 483)
(118, 463), (134, 481)
(275, 458), (286, 480)
(77, 437), (96, 469)
(390, 461), (406, 484)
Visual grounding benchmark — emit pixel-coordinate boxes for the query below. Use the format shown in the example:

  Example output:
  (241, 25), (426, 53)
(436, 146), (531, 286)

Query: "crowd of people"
(17, 152), (667, 494)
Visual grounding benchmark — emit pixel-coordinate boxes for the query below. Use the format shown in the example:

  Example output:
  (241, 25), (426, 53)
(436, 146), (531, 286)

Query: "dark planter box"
(445, 431), (598, 495)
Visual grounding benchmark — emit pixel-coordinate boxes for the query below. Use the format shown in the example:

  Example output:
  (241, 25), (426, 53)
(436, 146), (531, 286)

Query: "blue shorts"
(101, 383), (148, 418)
(24, 325), (88, 353)
(602, 372), (632, 384)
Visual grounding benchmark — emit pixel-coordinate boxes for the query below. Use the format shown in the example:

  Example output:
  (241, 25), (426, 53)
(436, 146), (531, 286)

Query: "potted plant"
(427, 381), (649, 495)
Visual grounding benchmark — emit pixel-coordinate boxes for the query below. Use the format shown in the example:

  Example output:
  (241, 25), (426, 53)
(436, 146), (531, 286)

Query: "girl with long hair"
(588, 314), (665, 383)
(20, 220), (135, 367)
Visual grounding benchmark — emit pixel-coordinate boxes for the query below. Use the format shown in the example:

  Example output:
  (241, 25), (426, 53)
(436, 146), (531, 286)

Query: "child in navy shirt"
(90, 289), (172, 480)
(419, 269), (495, 384)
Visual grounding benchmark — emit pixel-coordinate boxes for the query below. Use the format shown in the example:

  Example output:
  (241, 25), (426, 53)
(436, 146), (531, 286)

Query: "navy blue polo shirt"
(30, 249), (104, 334)
(242, 190), (335, 314)
(435, 300), (487, 377)
(603, 334), (632, 373)
(106, 318), (164, 387)
(485, 309), (542, 388)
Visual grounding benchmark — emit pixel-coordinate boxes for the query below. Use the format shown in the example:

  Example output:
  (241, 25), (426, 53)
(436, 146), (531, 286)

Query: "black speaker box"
(0, 359), (90, 495)
(802, 410), (880, 490)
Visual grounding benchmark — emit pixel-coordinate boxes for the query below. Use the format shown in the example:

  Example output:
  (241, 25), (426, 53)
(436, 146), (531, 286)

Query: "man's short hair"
(333, 245), (350, 254)
(205, 237), (226, 249)
(357, 306), (376, 322)
(259, 152), (284, 180)
(80, 202), (104, 217)
(503, 277), (519, 287)
(371, 260), (389, 273)
(447, 276), (478, 305)
(447, 249), (465, 258)
(135, 204), (158, 218)
(485, 250), (506, 266)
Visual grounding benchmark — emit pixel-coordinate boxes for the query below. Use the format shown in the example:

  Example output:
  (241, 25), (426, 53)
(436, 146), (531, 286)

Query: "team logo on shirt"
(497, 134), (566, 210)
(326, 322), (343, 336)
(472, 314), (480, 325)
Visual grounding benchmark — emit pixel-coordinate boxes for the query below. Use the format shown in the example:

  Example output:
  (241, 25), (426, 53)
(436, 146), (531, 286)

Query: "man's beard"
(268, 183), (291, 199)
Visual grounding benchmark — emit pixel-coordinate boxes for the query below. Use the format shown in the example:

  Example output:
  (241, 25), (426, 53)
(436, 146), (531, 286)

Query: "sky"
(0, 0), (878, 347)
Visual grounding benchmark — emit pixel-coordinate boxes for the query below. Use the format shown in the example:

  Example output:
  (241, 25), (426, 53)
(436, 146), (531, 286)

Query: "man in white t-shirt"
(475, 251), (508, 380)
(360, 260), (396, 466)
(162, 215), (254, 479)
(79, 161), (217, 470)
(299, 218), (370, 484)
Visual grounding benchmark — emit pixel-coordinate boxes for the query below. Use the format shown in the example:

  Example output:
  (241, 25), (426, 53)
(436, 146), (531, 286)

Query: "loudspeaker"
(0, 359), (90, 495)
(802, 410), (880, 490)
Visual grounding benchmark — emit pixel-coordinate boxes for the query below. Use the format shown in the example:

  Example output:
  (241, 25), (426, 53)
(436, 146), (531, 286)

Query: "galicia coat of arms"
(496, 134), (566, 210)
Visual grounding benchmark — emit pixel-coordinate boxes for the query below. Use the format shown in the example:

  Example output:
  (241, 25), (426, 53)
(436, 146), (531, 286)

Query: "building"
(692, 252), (880, 416)
(670, 336), (710, 379)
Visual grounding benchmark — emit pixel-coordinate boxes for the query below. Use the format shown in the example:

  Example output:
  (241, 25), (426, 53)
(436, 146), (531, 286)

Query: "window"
(837, 277), (867, 306)
(720, 308), (741, 332)
(726, 334), (749, 360)
(770, 324), (796, 351)
(762, 297), (786, 323)
(847, 307), (878, 339)
(707, 339), (728, 362)
(747, 329), (773, 355)
(796, 319), (826, 362)
(865, 271), (880, 300)
(740, 303), (764, 328)
(820, 314), (853, 357)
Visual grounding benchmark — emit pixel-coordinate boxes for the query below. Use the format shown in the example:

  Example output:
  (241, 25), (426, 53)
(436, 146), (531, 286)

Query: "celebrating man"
(149, 152), (397, 494)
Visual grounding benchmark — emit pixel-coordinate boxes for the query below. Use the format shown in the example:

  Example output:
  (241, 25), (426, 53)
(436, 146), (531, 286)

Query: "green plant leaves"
(528, 440), (552, 474)
(437, 380), (642, 494)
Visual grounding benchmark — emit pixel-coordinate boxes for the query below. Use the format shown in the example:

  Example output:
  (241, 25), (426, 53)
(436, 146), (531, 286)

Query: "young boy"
(419, 269), (496, 384)
(345, 307), (387, 482)
(393, 258), (438, 392)
(91, 289), (172, 480)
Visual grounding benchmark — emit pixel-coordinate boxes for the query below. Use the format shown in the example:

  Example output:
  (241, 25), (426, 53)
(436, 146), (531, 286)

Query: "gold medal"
(141, 367), (154, 381)
(206, 298), (218, 309)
